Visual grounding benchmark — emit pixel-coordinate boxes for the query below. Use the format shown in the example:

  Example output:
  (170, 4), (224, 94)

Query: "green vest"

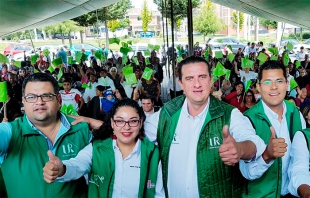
(1, 115), (90, 198)
(300, 128), (310, 163)
(89, 137), (160, 198)
(157, 95), (243, 198)
(243, 100), (302, 198)
(0, 167), (7, 198)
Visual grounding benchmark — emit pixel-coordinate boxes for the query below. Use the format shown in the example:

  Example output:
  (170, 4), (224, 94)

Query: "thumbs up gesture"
(43, 150), (65, 183)
(262, 127), (287, 164)
(219, 125), (242, 166)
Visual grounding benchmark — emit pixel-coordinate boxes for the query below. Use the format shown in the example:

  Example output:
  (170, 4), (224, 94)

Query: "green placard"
(145, 57), (150, 65)
(270, 55), (278, 61)
(142, 67), (154, 81)
(287, 42), (294, 51)
(257, 53), (268, 64)
(215, 51), (223, 59)
(122, 56), (128, 65)
(58, 83), (63, 87)
(0, 54), (9, 63)
(177, 57), (183, 63)
(125, 73), (137, 85)
(245, 80), (252, 92)
(204, 50), (209, 60)
(144, 50), (151, 56)
(34, 69), (39, 73)
(30, 54), (39, 65)
(241, 58), (254, 68)
(296, 61), (301, 68)
(47, 66), (55, 73)
(225, 70), (231, 80)
(212, 62), (227, 77)
(68, 56), (74, 64)
(290, 78), (298, 91)
(75, 52), (82, 63)
(0, 82), (8, 102)
(57, 68), (63, 80)
(82, 83), (92, 89)
(127, 40), (132, 45)
(148, 44), (154, 50)
(154, 45), (160, 51)
(94, 51), (102, 60)
(227, 53), (235, 63)
(268, 47), (278, 55)
(52, 57), (63, 67)
(120, 47), (131, 56)
(13, 61), (22, 68)
(122, 66), (133, 75)
(132, 57), (139, 65)
(43, 49), (50, 56)
(283, 52), (290, 66)
(109, 38), (120, 45)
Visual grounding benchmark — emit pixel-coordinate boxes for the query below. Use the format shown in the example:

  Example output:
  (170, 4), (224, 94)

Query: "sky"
(131, 0), (158, 10)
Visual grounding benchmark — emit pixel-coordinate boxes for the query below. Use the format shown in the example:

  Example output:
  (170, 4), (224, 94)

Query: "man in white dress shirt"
(242, 60), (306, 197)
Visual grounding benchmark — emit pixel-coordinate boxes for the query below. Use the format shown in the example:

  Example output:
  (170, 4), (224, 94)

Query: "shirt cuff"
(55, 161), (74, 182)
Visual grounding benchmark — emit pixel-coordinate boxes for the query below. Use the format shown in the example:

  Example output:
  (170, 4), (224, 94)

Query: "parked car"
(70, 43), (99, 56)
(293, 39), (310, 54)
(3, 44), (32, 56)
(269, 39), (299, 54)
(139, 32), (154, 38)
(52, 33), (76, 39)
(127, 43), (149, 58)
(206, 37), (247, 54)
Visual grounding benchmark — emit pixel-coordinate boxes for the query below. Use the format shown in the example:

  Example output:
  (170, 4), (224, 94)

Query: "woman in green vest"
(43, 98), (165, 198)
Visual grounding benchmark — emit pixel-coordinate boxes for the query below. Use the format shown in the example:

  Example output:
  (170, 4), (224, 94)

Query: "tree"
(107, 20), (120, 33)
(193, 1), (226, 40)
(153, 0), (200, 41)
(259, 18), (277, 29)
(141, 0), (153, 32)
(232, 11), (244, 30)
(72, 13), (97, 43)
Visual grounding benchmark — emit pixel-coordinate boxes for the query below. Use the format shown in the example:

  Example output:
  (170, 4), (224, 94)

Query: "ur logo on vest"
(209, 136), (221, 149)
(62, 142), (78, 157)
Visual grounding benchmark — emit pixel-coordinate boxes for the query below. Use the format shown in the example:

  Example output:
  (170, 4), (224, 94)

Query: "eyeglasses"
(113, 119), (140, 127)
(260, 79), (286, 86)
(23, 94), (57, 103)
(246, 95), (253, 97)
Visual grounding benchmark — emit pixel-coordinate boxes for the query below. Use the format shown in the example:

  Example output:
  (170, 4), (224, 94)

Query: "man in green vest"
(0, 73), (91, 197)
(242, 60), (306, 197)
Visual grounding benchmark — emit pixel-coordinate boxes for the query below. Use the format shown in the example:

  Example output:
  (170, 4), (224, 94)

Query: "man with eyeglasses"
(0, 73), (91, 197)
(242, 60), (306, 197)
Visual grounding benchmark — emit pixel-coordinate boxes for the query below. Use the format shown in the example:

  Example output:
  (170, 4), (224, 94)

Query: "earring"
(111, 132), (117, 140)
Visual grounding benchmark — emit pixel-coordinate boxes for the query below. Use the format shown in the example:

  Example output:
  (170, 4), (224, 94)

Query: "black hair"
(141, 94), (155, 103)
(302, 105), (310, 120)
(96, 85), (105, 92)
(231, 81), (244, 95)
(116, 86), (128, 99)
(243, 89), (256, 103)
(92, 98), (146, 141)
(22, 73), (59, 96)
(178, 56), (211, 81)
(258, 60), (286, 83)
(61, 76), (72, 84)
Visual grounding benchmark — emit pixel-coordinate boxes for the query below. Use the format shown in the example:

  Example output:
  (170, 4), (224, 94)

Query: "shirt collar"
(113, 139), (141, 156)
(181, 97), (210, 119)
(262, 100), (286, 120)
(144, 108), (155, 116)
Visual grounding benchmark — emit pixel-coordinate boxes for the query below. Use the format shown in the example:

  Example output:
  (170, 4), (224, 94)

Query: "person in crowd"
(0, 73), (91, 197)
(59, 77), (84, 114)
(18, 68), (28, 85)
(234, 60), (258, 83)
(295, 87), (310, 112)
(1, 64), (8, 82)
(193, 42), (202, 56)
(296, 46), (306, 62)
(43, 98), (165, 198)
(302, 105), (310, 128)
(296, 68), (310, 89)
(98, 69), (116, 91)
(224, 81), (245, 112)
(87, 85), (105, 120)
(167, 67), (183, 99)
(8, 73), (22, 102)
(57, 47), (68, 67)
(101, 89), (116, 114)
(0, 89), (22, 122)
(82, 73), (99, 103)
(115, 86), (128, 101)
(288, 62), (299, 79)
(108, 67), (121, 89)
(150, 50), (164, 84)
(242, 60), (306, 197)
(302, 54), (310, 71)
(141, 74), (162, 107)
(243, 89), (256, 111)
(141, 94), (159, 117)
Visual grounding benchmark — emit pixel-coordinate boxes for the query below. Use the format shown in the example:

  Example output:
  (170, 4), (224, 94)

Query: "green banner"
(68, 56), (74, 64)
(142, 67), (154, 81)
(0, 82), (8, 102)
(125, 73), (137, 85)
(120, 47), (132, 56)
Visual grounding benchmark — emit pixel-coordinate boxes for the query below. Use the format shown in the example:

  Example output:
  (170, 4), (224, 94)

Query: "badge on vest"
(208, 135), (221, 149)
(89, 174), (105, 187)
(61, 142), (79, 158)
(147, 180), (155, 189)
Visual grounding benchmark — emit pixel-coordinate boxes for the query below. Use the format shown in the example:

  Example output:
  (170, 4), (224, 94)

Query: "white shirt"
(59, 88), (81, 111)
(239, 101), (306, 195)
(57, 139), (165, 198)
(238, 70), (258, 82)
(296, 51), (306, 61)
(247, 47), (257, 55)
(288, 131), (310, 197)
(98, 76), (116, 91)
(167, 76), (182, 92)
(82, 82), (99, 102)
(144, 98), (266, 197)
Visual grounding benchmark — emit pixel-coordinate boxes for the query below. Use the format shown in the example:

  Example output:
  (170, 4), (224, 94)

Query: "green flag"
(68, 56), (74, 64)
(270, 55), (278, 61)
(177, 57), (183, 63)
(257, 53), (268, 64)
(132, 57), (139, 65)
(227, 53), (235, 63)
(67, 104), (79, 116)
(215, 51), (223, 59)
(94, 51), (102, 60)
(290, 78), (298, 91)
(75, 52), (82, 63)
(122, 56), (128, 65)
(241, 58), (254, 68)
(30, 54), (39, 65)
(268, 47), (278, 55)
(121, 42), (129, 48)
(144, 50), (151, 56)
(43, 49), (50, 56)
(47, 66), (55, 73)
(142, 67), (154, 81)
(127, 40), (132, 45)
(57, 68), (63, 80)
(0, 82), (8, 102)
(296, 61), (301, 68)
(227, 45), (233, 53)
(120, 47), (131, 56)
(213, 62), (227, 77)
(225, 70), (231, 80)
(145, 57), (150, 65)
(287, 42), (294, 51)
(0, 54), (9, 63)
(82, 83), (92, 89)
(60, 104), (68, 114)
(245, 80), (252, 92)
(122, 66), (133, 75)
(13, 61), (22, 68)
(283, 52), (290, 66)
(204, 50), (209, 61)
(109, 38), (120, 45)
(125, 73), (137, 85)
(52, 57), (63, 67)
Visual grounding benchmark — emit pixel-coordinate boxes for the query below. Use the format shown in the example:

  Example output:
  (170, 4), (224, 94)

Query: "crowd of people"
(1, 40), (310, 197)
